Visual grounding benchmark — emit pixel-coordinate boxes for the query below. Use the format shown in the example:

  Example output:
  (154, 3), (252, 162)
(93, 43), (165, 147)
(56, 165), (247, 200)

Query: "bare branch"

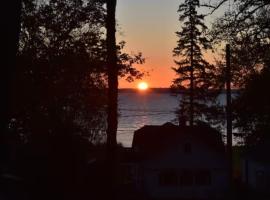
(201, 0), (228, 15)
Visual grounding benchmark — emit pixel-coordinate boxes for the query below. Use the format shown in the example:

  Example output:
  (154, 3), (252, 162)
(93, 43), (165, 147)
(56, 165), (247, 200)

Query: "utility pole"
(226, 44), (233, 192)
(189, 2), (194, 127)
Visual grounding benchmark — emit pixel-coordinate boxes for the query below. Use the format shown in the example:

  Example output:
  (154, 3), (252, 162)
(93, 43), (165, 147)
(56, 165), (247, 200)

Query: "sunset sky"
(116, 0), (226, 88)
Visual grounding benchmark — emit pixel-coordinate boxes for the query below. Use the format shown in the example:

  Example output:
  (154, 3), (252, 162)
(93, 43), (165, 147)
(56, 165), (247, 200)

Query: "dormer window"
(184, 143), (192, 154)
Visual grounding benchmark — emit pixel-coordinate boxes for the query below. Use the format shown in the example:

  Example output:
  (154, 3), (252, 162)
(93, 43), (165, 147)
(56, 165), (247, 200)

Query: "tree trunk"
(0, 0), (22, 163)
(106, 0), (118, 154)
(106, 0), (118, 199)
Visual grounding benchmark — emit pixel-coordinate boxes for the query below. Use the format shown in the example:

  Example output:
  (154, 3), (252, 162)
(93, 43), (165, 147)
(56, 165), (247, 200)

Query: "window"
(184, 143), (192, 154)
(195, 170), (211, 186)
(179, 170), (193, 186)
(159, 170), (178, 186)
(159, 169), (211, 187)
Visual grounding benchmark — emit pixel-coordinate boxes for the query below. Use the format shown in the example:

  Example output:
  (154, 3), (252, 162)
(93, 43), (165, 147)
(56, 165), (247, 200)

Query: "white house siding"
(136, 136), (229, 199)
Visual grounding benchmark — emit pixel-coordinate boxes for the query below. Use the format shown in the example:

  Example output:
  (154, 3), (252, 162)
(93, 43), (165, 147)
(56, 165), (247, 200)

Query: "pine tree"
(172, 0), (218, 126)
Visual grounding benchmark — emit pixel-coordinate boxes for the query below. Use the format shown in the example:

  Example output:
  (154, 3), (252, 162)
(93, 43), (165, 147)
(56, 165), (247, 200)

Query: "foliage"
(233, 68), (270, 145)
(11, 0), (144, 146)
(172, 0), (222, 126)
(12, 0), (107, 145)
(203, 0), (270, 17)
(210, 0), (270, 143)
(210, 1), (270, 87)
(5, 0), (145, 198)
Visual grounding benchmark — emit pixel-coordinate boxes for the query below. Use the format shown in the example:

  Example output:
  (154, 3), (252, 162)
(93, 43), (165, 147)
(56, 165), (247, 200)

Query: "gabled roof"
(132, 122), (226, 159)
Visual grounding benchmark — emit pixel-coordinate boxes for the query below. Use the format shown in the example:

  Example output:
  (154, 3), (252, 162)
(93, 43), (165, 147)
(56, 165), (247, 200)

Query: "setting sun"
(138, 82), (149, 91)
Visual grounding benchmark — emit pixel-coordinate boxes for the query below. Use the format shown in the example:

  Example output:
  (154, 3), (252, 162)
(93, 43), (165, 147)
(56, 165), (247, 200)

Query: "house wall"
(242, 159), (270, 193)
(137, 136), (229, 199)
(141, 170), (228, 199)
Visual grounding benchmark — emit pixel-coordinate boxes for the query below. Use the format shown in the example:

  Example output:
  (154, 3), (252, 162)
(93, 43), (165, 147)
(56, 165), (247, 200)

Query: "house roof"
(132, 122), (226, 159)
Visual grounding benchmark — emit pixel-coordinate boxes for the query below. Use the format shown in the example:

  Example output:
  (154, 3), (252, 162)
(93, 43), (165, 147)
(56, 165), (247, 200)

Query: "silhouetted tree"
(203, 0), (270, 17)
(8, 0), (144, 198)
(210, 1), (270, 87)
(5, 1), (108, 198)
(0, 0), (22, 166)
(12, 0), (144, 146)
(172, 0), (220, 126)
(210, 0), (270, 143)
(233, 68), (270, 145)
(105, 0), (118, 199)
(12, 0), (107, 145)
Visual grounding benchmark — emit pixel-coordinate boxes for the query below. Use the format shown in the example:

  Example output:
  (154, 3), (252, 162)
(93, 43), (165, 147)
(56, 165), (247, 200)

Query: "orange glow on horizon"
(117, 0), (218, 89)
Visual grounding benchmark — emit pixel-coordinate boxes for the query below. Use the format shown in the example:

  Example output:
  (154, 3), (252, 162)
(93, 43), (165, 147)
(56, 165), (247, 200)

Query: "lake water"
(117, 90), (228, 147)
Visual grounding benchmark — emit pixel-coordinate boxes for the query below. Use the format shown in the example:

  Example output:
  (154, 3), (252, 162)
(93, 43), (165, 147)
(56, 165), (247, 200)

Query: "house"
(121, 122), (229, 200)
(242, 135), (270, 196)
